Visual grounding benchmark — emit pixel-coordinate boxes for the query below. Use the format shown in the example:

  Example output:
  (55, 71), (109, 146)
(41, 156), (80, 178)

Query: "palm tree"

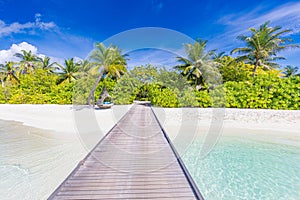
(78, 59), (95, 77)
(231, 21), (299, 76)
(283, 65), (299, 77)
(213, 52), (226, 61)
(14, 50), (39, 75)
(57, 58), (81, 84)
(174, 39), (216, 89)
(0, 61), (19, 87)
(37, 56), (59, 73)
(87, 43), (127, 106)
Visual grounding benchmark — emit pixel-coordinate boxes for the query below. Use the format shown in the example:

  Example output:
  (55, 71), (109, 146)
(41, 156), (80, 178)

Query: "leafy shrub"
(8, 69), (57, 104)
(147, 84), (178, 107)
(195, 90), (212, 107)
(0, 65), (299, 110)
(73, 77), (94, 105)
(112, 74), (141, 104)
(2, 69), (74, 104)
(224, 74), (300, 109)
(217, 56), (252, 82)
(178, 88), (198, 107)
(0, 85), (12, 103)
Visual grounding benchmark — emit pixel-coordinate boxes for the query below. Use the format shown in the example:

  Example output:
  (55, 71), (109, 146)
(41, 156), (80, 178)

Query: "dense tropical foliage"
(0, 21), (299, 109)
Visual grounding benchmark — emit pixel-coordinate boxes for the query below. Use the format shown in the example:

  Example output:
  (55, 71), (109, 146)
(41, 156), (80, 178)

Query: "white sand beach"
(153, 107), (300, 147)
(0, 104), (299, 147)
(0, 104), (131, 137)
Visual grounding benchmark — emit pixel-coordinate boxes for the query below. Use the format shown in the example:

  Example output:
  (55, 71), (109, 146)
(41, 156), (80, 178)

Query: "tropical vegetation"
(87, 43), (127, 105)
(0, 22), (299, 109)
(231, 21), (299, 76)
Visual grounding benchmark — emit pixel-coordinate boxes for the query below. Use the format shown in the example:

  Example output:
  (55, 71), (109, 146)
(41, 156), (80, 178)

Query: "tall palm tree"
(0, 61), (19, 87)
(14, 50), (39, 75)
(57, 58), (81, 84)
(87, 43), (127, 106)
(283, 65), (299, 77)
(231, 21), (299, 76)
(37, 56), (59, 73)
(174, 39), (216, 89)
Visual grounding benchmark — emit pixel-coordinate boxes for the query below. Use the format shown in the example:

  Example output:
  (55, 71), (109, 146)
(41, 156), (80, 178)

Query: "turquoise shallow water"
(183, 136), (300, 200)
(0, 120), (85, 200)
(1, 118), (300, 199)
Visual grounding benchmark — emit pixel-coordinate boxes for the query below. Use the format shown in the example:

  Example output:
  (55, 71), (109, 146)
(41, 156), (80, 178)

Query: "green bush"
(178, 88), (198, 107)
(73, 77), (94, 105)
(0, 85), (12, 103)
(217, 56), (252, 82)
(148, 84), (178, 107)
(8, 69), (57, 104)
(112, 74), (141, 104)
(52, 82), (74, 104)
(1, 69), (74, 104)
(196, 90), (212, 107)
(0, 65), (299, 110)
(224, 74), (300, 109)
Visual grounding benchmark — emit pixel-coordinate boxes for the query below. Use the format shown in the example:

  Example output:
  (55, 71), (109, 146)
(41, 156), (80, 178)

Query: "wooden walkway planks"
(48, 104), (204, 200)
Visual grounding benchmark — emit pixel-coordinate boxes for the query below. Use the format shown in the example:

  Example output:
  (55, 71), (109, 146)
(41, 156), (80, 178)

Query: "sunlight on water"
(183, 137), (300, 200)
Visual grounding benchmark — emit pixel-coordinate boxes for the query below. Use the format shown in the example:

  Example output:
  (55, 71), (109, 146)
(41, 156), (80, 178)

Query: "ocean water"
(183, 136), (300, 200)
(1, 119), (300, 200)
(0, 120), (86, 200)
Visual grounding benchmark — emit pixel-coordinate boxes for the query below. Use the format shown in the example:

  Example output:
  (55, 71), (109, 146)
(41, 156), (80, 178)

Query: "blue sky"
(0, 0), (299, 68)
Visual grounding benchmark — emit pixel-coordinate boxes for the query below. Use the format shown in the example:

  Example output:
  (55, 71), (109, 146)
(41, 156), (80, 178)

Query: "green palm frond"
(89, 42), (127, 79)
(174, 39), (216, 88)
(283, 65), (299, 77)
(57, 58), (81, 84)
(0, 61), (19, 85)
(231, 21), (299, 75)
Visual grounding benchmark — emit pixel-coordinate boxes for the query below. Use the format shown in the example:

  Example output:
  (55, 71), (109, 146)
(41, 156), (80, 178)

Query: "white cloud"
(0, 42), (64, 65)
(0, 20), (34, 37)
(218, 2), (300, 37)
(0, 13), (58, 37)
(34, 13), (57, 31)
(0, 42), (37, 63)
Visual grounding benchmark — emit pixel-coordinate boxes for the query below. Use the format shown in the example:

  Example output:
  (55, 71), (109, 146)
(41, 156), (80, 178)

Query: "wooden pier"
(48, 104), (204, 199)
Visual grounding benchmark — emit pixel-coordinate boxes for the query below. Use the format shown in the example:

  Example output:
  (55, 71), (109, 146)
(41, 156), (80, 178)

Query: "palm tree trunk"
(88, 75), (103, 106)
(252, 59), (259, 77)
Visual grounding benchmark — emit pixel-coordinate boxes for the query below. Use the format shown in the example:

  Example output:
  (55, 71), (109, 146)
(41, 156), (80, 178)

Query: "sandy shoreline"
(153, 107), (300, 147)
(0, 104), (131, 134)
(0, 104), (299, 147)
